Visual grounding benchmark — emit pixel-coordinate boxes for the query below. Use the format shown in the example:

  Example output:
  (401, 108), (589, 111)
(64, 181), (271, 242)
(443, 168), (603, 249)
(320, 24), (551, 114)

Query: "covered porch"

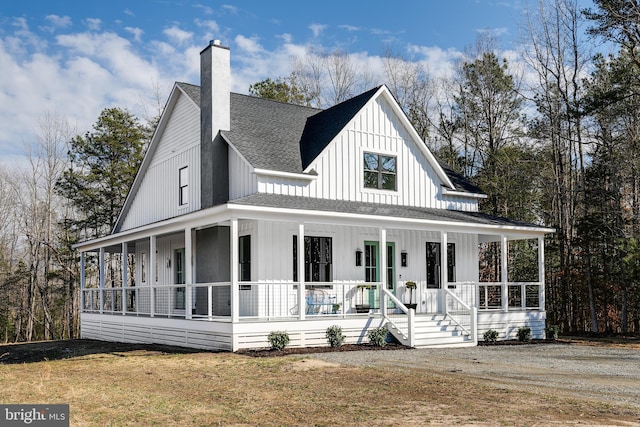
(76, 201), (550, 351)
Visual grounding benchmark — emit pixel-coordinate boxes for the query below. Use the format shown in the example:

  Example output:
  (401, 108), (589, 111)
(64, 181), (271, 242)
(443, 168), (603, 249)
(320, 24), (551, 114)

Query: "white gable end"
(257, 93), (478, 212)
(119, 91), (202, 231)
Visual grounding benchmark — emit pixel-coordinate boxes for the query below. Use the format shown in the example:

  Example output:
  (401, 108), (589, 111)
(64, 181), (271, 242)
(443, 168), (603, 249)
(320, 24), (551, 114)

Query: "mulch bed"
(477, 339), (562, 346)
(237, 342), (411, 357)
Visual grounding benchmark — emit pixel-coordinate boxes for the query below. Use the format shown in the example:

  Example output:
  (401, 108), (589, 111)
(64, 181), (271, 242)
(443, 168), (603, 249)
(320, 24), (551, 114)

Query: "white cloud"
(45, 15), (72, 29)
(85, 18), (102, 31)
(407, 44), (464, 78)
(194, 4), (214, 15)
(277, 33), (293, 44)
(0, 12), (531, 165)
(0, 26), (188, 162)
(339, 25), (360, 32)
(309, 24), (327, 38)
(195, 19), (220, 42)
(40, 15), (72, 33)
(221, 4), (239, 14)
(124, 9), (135, 17)
(125, 27), (144, 43)
(163, 26), (193, 45)
(477, 27), (509, 38)
(235, 35), (263, 54)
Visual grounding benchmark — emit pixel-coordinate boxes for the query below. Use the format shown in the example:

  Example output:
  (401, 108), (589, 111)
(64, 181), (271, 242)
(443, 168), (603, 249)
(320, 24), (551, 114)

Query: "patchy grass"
(0, 340), (638, 426)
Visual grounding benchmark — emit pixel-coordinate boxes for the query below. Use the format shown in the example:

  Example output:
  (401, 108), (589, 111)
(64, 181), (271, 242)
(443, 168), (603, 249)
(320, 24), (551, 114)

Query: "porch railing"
(81, 280), (543, 321)
(81, 281), (384, 320)
(477, 282), (542, 310)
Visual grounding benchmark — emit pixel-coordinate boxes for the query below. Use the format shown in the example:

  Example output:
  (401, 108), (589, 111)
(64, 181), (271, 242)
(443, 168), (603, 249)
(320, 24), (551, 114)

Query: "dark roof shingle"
(231, 193), (544, 229)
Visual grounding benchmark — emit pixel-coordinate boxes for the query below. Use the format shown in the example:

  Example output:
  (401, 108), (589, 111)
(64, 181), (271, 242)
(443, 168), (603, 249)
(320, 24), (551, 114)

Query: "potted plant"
(405, 281), (417, 310)
(355, 284), (372, 313)
(332, 303), (341, 314)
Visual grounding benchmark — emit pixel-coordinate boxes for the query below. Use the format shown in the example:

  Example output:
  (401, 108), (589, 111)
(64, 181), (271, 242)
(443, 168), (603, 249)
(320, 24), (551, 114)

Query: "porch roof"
(229, 193), (553, 234)
(74, 193), (552, 252)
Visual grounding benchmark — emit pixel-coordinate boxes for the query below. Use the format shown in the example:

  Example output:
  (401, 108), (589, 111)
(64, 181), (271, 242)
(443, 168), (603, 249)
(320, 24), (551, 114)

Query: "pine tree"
(57, 107), (149, 240)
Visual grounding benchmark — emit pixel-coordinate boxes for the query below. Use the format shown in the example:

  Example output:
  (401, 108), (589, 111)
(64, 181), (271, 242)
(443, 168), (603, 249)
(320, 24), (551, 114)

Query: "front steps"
(387, 313), (476, 348)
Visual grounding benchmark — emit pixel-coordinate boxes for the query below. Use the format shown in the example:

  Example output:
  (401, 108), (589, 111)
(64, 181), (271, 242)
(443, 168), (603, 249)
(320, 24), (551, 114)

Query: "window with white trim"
(179, 166), (189, 205)
(364, 152), (396, 190)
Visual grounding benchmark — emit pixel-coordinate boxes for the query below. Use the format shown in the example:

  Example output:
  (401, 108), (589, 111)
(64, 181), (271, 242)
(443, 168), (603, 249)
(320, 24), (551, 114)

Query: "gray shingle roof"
(222, 94), (321, 172)
(175, 82), (484, 194)
(231, 193), (545, 229)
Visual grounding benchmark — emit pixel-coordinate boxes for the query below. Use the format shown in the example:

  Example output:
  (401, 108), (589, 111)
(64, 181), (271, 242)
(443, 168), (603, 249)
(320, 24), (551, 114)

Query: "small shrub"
(517, 326), (532, 342)
(545, 325), (559, 340)
(367, 325), (388, 347)
(268, 330), (290, 351)
(483, 329), (499, 344)
(326, 325), (346, 348)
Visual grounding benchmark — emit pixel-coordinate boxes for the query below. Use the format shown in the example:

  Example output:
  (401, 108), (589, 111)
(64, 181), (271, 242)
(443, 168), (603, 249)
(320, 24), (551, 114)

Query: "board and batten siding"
(229, 148), (257, 200)
(120, 92), (201, 231)
(247, 220), (478, 284)
(255, 96), (478, 212)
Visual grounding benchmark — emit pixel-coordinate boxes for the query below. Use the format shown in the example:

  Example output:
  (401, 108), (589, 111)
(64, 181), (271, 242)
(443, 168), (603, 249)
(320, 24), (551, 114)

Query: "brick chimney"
(200, 40), (230, 208)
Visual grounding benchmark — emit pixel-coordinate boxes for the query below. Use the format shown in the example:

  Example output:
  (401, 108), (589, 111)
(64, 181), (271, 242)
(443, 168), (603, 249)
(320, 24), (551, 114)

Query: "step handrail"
(443, 288), (472, 336)
(381, 288), (415, 347)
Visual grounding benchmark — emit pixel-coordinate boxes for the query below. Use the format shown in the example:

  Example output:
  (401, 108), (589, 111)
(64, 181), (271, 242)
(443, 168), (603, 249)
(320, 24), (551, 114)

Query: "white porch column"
(501, 235), (509, 312)
(298, 224), (305, 320)
(440, 231), (448, 315)
(380, 228), (387, 314)
(80, 252), (85, 312)
(150, 235), (156, 317)
(538, 236), (546, 310)
(185, 228), (193, 320)
(121, 242), (128, 315)
(230, 218), (239, 323)
(99, 247), (105, 314)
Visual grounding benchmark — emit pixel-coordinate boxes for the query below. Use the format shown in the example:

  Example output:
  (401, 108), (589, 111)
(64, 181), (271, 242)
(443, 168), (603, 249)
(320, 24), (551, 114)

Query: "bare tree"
(521, 0), (594, 332)
(291, 47), (373, 108)
(382, 50), (434, 141)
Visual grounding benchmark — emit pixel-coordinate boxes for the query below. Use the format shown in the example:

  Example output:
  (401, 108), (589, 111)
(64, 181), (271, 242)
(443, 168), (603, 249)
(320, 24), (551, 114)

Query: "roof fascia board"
(253, 168), (318, 181)
(377, 87), (456, 189)
(75, 203), (229, 252)
(113, 83), (183, 233)
(442, 189), (488, 199)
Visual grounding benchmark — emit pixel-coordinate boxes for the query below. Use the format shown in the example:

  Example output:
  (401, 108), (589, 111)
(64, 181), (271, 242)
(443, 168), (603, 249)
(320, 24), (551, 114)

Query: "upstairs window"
(364, 152), (396, 190)
(179, 166), (189, 205)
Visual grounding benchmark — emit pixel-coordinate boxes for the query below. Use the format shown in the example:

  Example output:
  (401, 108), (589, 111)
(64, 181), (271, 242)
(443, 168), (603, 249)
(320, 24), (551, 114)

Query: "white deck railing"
(81, 280), (543, 320)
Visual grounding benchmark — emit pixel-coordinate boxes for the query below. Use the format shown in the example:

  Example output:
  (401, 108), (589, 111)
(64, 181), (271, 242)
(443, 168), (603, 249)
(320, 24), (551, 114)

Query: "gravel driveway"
(309, 343), (640, 409)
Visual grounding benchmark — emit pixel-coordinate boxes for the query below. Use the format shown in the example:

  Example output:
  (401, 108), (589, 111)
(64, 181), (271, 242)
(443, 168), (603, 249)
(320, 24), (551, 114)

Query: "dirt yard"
(1, 338), (639, 426)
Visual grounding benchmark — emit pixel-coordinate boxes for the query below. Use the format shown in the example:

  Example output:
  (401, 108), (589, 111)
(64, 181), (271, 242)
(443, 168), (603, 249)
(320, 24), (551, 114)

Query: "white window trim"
(361, 148), (399, 194)
(179, 166), (189, 206)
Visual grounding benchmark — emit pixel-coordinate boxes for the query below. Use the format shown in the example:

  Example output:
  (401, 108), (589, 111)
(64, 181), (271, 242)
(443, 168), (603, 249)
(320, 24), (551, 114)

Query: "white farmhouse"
(74, 41), (553, 351)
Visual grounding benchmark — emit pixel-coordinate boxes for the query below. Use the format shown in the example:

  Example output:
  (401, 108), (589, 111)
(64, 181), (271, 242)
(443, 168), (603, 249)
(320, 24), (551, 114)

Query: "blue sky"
(0, 0), (545, 163)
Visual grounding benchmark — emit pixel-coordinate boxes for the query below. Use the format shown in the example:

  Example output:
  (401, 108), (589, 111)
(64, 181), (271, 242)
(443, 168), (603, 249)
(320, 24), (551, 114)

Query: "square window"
(364, 152), (396, 191)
